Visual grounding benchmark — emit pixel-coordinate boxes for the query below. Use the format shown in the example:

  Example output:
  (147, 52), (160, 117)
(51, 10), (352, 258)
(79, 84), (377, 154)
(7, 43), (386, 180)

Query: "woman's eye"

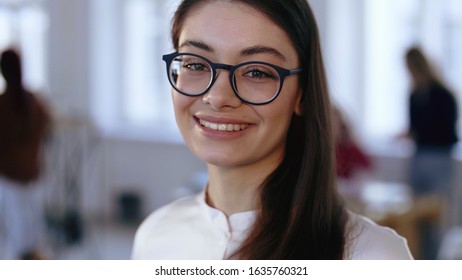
(249, 70), (266, 78)
(183, 62), (209, 71)
(242, 66), (277, 80)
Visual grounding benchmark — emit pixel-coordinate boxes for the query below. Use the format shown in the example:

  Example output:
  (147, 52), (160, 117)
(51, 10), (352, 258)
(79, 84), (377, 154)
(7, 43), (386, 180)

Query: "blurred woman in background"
(405, 47), (458, 259)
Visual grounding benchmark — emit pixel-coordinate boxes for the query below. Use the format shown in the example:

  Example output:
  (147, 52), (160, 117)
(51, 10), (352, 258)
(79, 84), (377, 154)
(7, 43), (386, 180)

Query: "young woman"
(406, 47), (458, 198)
(132, 0), (413, 259)
(405, 47), (458, 259)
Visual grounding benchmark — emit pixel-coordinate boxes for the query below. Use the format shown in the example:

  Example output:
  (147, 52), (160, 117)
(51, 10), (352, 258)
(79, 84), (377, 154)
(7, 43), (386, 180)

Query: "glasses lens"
(233, 63), (280, 104)
(169, 54), (213, 95)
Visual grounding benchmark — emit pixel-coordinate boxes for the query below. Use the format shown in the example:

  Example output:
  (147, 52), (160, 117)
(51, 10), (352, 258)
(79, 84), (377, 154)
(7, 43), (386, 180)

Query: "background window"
(0, 1), (47, 94)
(90, 0), (180, 140)
(326, 0), (462, 145)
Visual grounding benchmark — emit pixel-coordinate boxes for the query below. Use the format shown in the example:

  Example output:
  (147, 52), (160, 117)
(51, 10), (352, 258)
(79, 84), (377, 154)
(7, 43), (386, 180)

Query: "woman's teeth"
(199, 119), (248, 131)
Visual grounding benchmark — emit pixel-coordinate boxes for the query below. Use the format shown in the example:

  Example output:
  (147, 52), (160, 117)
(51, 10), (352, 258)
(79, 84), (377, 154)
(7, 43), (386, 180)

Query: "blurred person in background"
(332, 106), (372, 184)
(404, 46), (459, 259)
(332, 106), (373, 217)
(0, 48), (51, 259)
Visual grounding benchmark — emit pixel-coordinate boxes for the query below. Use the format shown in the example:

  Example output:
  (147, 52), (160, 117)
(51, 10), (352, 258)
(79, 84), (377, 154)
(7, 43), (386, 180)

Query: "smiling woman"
(132, 0), (414, 260)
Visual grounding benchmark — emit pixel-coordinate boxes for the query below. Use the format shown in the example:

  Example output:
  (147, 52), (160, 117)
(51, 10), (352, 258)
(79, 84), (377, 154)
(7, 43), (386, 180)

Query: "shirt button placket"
(216, 214), (231, 259)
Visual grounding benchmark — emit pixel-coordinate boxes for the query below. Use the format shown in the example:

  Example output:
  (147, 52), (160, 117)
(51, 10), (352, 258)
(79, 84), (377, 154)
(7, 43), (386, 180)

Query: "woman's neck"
(205, 164), (274, 217)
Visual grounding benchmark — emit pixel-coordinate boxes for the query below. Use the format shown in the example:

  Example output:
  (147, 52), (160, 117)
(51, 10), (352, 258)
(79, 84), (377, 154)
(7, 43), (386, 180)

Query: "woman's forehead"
(178, 1), (298, 64)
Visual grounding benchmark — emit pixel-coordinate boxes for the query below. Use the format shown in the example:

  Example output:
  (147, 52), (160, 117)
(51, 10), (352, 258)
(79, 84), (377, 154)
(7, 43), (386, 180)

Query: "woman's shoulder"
(346, 211), (414, 260)
(132, 192), (213, 259)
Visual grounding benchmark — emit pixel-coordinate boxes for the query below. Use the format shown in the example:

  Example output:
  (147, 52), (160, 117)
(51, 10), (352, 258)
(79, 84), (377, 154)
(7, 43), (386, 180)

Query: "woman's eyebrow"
(240, 45), (286, 61)
(178, 40), (214, 52)
(178, 41), (286, 61)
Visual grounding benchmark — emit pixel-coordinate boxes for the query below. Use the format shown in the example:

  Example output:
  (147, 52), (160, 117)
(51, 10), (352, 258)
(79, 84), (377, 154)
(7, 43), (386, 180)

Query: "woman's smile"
(193, 115), (253, 141)
(197, 118), (249, 132)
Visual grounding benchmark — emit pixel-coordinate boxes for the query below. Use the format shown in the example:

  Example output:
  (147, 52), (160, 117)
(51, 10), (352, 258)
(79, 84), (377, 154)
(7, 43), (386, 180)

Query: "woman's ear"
(294, 89), (304, 116)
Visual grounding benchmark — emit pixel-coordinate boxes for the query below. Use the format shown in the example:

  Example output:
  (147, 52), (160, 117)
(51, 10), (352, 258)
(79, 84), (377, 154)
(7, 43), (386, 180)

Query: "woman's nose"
(202, 71), (242, 110)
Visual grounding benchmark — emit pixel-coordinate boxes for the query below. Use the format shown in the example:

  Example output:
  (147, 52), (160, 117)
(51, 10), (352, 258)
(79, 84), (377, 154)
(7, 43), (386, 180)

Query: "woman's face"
(172, 1), (303, 170)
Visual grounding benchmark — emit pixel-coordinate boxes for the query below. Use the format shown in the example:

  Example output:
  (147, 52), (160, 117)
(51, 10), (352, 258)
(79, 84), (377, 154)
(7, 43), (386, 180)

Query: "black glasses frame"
(162, 52), (303, 105)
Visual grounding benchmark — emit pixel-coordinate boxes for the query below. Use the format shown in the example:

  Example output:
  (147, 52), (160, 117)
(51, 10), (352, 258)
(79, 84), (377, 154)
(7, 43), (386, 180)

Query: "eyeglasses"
(162, 52), (303, 105)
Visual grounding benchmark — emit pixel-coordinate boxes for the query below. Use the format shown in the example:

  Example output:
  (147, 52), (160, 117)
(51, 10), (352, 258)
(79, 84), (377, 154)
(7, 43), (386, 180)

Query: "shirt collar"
(196, 188), (257, 234)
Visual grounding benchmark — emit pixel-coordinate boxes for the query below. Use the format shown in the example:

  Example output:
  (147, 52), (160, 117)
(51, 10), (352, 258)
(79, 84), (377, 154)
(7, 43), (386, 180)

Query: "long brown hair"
(171, 0), (347, 259)
(405, 47), (444, 89)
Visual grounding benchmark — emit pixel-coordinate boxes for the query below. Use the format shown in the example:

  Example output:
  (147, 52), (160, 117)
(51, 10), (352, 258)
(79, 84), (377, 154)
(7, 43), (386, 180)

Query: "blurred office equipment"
(117, 191), (142, 225)
(41, 116), (102, 258)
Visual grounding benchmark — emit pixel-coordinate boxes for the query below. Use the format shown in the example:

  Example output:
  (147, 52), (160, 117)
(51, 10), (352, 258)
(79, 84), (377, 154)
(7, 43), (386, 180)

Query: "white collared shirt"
(132, 192), (413, 260)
